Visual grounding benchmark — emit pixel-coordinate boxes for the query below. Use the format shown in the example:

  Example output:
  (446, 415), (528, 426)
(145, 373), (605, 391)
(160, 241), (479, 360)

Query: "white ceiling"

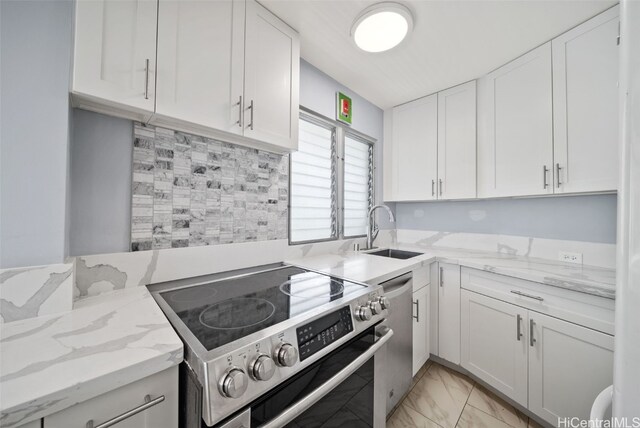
(261, 0), (616, 109)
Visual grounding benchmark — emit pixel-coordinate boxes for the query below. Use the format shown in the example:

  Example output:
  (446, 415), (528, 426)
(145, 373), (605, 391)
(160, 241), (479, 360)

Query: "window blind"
(289, 118), (337, 243)
(343, 135), (373, 237)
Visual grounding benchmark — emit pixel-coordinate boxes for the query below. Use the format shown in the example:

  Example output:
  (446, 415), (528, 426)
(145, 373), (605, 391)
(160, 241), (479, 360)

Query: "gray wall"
(0, 0), (73, 268)
(69, 110), (133, 256)
(299, 59), (394, 229)
(395, 194), (617, 243)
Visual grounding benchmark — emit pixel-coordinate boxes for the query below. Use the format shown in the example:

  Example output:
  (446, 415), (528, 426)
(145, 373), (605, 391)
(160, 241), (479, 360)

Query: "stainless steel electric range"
(149, 263), (393, 428)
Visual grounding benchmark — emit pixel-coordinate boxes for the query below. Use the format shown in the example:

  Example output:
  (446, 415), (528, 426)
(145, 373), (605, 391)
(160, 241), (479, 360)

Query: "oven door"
(214, 324), (392, 428)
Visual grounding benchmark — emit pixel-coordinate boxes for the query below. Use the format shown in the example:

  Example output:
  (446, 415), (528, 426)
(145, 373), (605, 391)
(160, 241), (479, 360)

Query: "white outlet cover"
(559, 251), (583, 265)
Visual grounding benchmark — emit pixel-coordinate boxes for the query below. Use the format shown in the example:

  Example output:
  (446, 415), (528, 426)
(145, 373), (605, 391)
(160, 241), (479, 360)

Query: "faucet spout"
(366, 204), (395, 250)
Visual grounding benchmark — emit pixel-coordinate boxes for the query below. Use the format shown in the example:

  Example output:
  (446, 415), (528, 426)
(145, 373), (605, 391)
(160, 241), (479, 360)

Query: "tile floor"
(387, 362), (544, 428)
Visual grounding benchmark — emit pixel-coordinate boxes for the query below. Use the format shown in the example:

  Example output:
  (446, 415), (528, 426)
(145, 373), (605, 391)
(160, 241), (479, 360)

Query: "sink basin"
(367, 249), (423, 260)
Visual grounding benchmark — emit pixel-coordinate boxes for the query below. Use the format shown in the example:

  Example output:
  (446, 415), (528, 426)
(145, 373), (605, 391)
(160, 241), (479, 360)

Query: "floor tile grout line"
(453, 380), (476, 428)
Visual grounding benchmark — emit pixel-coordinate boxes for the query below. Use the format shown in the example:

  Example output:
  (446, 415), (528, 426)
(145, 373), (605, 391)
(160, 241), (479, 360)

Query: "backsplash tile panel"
(131, 123), (289, 251)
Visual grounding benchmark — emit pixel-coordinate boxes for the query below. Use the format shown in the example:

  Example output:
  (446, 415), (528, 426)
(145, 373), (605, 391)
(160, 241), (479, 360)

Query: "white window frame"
(289, 108), (375, 245)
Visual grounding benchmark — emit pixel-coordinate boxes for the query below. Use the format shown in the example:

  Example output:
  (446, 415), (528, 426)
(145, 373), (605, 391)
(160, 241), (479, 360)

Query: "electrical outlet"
(559, 251), (583, 265)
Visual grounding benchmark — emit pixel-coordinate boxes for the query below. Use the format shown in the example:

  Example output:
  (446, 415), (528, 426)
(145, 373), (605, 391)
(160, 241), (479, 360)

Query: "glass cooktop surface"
(160, 266), (366, 351)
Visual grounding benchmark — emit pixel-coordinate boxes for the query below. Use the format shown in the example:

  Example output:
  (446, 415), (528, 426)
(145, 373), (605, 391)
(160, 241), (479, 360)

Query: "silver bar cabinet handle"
(412, 300), (419, 322)
(144, 58), (150, 100)
(530, 319), (536, 347)
(439, 179), (443, 196)
(516, 314), (523, 341)
(86, 395), (165, 428)
(543, 165), (549, 189)
(247, 99), (254, 130)
(510, 290), (544, 302)
(439, 266), (444, 287)
(236, 95), (243, 128)
(431, 180), (435, 197)
(556, 163), (562, 188)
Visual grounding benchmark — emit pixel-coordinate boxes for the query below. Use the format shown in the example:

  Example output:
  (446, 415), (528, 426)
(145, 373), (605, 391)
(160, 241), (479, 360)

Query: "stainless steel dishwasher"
(378, 271), (413, 415)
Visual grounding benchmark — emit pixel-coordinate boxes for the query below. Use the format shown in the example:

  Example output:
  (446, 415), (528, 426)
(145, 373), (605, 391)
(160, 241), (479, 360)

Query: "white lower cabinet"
(461, 290), (528, 407)
(461, 287), (614, 427)
(438, 263), (461, 365)
(412, 284), (430, 375)
(528, 312), (614, 425)
(44, 367), (178, 428)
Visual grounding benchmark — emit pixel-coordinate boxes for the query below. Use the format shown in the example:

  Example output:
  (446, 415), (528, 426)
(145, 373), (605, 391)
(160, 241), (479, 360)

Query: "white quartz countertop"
(286, 244), (616, 299)
(0, 286), (183, 427)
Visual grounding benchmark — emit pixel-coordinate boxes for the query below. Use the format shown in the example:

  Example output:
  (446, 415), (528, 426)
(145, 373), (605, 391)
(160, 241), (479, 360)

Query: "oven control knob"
(249, 354), (276, 381)
(274, 343), (298, 367)
(368, 300), (382, 315)
(377, 296), (390, 310)
(219, 367), (248, 399)
(355, 305), (373, 321)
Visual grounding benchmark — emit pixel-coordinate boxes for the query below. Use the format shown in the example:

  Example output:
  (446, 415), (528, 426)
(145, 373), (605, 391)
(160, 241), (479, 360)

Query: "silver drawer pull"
(236, 95), (243, 128)
(144, 59), (150, 100)
(516, 314), (523, 341)
(412, 300), (419, 322)
(530, 319), (536, 347)
(510, 290), (544, 302)
(86, 394), (165, 428)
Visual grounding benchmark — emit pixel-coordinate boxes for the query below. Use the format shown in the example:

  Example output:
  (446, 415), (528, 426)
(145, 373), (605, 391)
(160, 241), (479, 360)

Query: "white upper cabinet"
(478, 42), (554, 198)
(243, 0), (300, 150)
(384, 83), (476, 202)
(552, 6), (620, 193)
(155, 0), (245, 136)
(72, 0), (158, 121)
(390, 95), (438, 201)
(73, 0), (299, 153)
(437, 81), (477, 200)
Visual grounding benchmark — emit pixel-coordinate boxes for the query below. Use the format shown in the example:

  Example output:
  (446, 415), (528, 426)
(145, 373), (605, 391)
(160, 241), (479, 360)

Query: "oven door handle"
(258, 327), (394, 428)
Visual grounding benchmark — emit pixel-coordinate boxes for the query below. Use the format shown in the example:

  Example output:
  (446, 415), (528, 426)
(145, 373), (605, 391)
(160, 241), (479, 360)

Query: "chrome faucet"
(366, 204), (395, 250)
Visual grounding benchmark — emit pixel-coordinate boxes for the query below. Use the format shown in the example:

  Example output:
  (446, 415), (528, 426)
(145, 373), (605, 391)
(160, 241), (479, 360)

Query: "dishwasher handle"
(379, 272), (412, 298)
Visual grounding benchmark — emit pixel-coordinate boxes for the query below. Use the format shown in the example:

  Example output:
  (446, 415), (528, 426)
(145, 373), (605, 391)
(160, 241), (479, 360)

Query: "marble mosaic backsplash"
(131, 123), (289, 251)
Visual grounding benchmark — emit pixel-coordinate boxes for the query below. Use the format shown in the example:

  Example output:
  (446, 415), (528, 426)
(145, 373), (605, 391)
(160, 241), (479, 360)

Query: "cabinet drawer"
(412, 264), (431, 292)
(45, 367), (178, 428)
(461, 267), (614, 335)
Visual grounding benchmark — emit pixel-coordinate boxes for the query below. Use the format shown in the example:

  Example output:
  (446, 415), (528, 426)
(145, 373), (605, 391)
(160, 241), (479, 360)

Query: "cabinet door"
(437, 81), (477, 200)
(477, 43), (553, 197)
(461, 290), (528, 407)
(437, 263), (461, 365)
(155, 0), (244, 135)
(528, 312), (614, 425)
(552, 6), (620, 193)
(412, 285), (430, 376)
(45, 367), (178, 428)
(391, 95), (438, 201)
(243, 0), (300, 150)
(72, 0), (157, 118)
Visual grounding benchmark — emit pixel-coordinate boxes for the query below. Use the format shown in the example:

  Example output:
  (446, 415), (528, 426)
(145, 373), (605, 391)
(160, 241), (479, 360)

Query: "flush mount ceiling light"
(351, 2), (414, 53)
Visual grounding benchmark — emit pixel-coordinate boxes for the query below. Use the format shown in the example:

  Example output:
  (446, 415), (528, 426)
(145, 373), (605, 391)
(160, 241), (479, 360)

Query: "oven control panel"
(296, 306), (353, 361)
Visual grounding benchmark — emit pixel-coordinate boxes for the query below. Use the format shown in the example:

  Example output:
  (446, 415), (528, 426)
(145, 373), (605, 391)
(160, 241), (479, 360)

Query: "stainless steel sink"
(367, 249), (423, 260)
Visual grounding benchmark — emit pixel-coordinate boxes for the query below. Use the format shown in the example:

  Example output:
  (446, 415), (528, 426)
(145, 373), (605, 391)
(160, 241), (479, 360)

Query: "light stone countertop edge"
(0, 286), (184, 428)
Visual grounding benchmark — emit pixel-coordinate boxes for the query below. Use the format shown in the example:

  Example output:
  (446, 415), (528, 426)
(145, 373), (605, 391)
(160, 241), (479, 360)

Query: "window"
(289, 113), (374, 244)
(343, 134), (374, 237)
(289, 117), (337, 243)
